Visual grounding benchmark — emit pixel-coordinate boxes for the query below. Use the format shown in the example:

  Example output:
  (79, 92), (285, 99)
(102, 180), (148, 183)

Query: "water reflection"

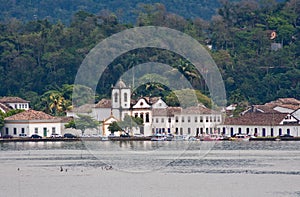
(0, 141), (87, 151)
(1, 141), (300, 174)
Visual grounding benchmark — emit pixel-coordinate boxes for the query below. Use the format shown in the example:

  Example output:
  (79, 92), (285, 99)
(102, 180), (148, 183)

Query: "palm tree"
(41, 90), (68, 116)
(176, 59), (201, 89)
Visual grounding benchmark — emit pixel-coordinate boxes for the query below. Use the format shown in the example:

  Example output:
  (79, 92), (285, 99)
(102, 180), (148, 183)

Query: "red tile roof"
(243, 105), (279, 114)
(265, 98), (300, 110)
(4, 110), (60, 121)
(0, 97), (29, 103)
(181, 105), (215, 114)
(68, 104), (93, 113)
(60, 116), (74, 123)
(144, 97), (161, 104)
(152, 107), (181, 116)
(130, 97), (161, 106)
(95, 99), (111, 108)
(152, 106), (217, 116)
(224, 113), (288, 126)
(241, 98), (300, 116)
(0, 103), (11, 113)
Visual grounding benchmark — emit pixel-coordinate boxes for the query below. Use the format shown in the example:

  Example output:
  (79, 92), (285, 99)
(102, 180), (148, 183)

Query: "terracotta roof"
(265, 98), (300, 110)
(167, 107), (182, 115)
(276, 98), (300, 105)
(181, 105), (215, 114)
(68, 104), (93, 113)
(241, 98), (300, 115)
(131, 97), (161, 107)
(243, 105), (279, 114)
(152, 106), (217, 116)
(0, 96), (29, 103)
(0, 103), (12, 113)
(95, 99), (111, 108)
(152, 107), (181, 116)
(60, 116), (74, 123)
(4, 110), (59, 121)
(224, 113), (288, 126)
(114, 79), (127, 88)
(143, 97), (160, 104)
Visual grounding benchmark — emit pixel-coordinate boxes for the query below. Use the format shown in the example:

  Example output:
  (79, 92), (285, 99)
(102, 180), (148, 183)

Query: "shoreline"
(1, 136), (300, 142)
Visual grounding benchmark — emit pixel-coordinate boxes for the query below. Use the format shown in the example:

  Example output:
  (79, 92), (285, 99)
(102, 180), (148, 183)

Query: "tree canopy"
(108, 115), (144, 135)
(0, 0), (299, 112)
(65, 114), (99, 135)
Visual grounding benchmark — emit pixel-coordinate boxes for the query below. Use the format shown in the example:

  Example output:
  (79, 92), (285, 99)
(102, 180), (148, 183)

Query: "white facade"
(152, 98), (168, 109)
(152, 107), (223, 136)
(0, 97), (30, 111)
(3, 109), (62, 137)
(219, 112), (300, 137)
(131, 98), (152, 136)
(151, 109), (174, 134)
(7, 102), (30, 110)
(67, 101), (112, 122)
(4, 120), (61, 137)
(292, 109), (300, 121)
(173, 113), (222, 136)
(111, 80), (131, 120)
(102, 115), (118, 136)
(219, 124), (300, 137)
(93, 107), (111, 121)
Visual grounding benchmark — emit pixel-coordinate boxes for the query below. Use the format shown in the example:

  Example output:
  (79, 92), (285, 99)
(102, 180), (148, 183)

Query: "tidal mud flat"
(1, 141), (300, 197)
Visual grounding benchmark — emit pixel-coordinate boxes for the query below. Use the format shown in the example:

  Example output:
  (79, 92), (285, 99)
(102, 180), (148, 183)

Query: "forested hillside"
(0, 0), (299, 114)
(0, 0), (237, 24)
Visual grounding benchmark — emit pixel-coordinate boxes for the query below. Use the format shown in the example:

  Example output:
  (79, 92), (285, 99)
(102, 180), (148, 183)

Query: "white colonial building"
(3, 109), (62, 137)
(220, 99), (300, 137)
(0, 96), (30, 111)
(66, 99), (112, 122)
(68, 79), (225, 137)
(151, 106), (223, 136)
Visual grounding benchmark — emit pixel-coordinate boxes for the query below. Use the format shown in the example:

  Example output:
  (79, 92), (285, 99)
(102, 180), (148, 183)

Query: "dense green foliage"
(108, 115), (144, 134)
(108, 121), (122, 135)
(0, 0), (240, 24)
(0, 1), (299, 113)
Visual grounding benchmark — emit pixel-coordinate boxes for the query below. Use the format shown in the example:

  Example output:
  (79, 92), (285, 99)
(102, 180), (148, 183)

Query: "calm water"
(1, 140), (300, 172)
(1, 140), (300, 196)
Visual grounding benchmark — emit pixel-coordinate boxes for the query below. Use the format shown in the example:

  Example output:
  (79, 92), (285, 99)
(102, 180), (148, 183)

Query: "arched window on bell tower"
(114, 92), (118, 103)
(124, 92), (128, 102)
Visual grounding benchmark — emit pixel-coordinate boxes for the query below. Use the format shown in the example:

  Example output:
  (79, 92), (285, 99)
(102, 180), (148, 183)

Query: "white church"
(67, 79), (223, 137)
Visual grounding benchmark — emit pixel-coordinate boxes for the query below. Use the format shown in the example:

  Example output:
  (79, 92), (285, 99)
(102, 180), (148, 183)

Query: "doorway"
(43, 128), (47, 137)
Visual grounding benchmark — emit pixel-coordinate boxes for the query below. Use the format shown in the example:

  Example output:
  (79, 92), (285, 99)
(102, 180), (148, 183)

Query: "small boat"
(201, 134), (221, 141)
(151, 134), (166, 141)
(230, 134), (250, 141)
(188, 136), (198, 141)
(101, 136), (109, 141)
(165, 134), (174, 141)
(173, 135), (185, 141)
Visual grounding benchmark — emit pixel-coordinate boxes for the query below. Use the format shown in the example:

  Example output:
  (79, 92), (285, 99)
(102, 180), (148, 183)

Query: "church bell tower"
(111, 79), (131, 120)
